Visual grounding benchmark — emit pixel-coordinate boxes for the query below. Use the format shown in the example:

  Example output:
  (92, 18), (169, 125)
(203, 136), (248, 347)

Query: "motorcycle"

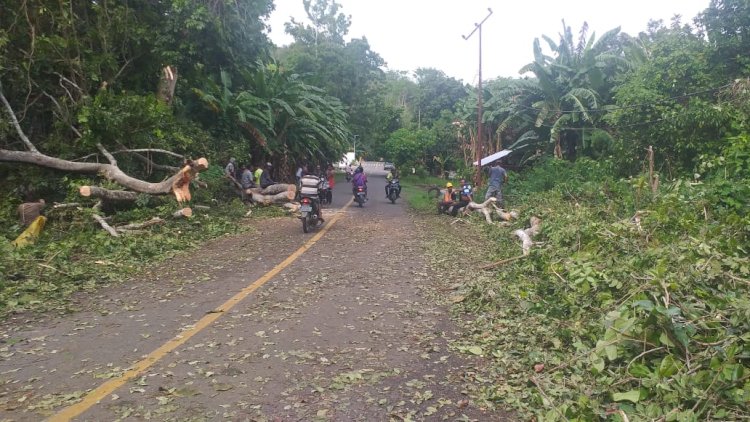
(318, 177), (333, 205)
(386, 178), (400, 204)
(354, 185), (367, 207)
(299, 176), (324, 233)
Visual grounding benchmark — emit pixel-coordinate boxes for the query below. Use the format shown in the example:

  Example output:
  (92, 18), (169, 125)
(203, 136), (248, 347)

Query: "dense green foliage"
(411, 149), (749, 420)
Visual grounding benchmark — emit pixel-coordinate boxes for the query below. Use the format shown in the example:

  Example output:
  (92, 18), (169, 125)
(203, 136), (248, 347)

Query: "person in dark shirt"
(485, 160), (509, 207)
(260, 162), (276, 188)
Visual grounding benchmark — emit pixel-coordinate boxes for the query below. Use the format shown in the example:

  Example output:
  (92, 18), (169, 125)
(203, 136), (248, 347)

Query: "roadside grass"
(413, 158), (750, 420)
(400, 175), (446, 213)
(0, 199), (286, 318)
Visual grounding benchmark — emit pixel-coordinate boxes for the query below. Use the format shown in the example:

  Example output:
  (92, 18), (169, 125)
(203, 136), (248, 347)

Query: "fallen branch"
(464, 197), (498, 223)
(51, 202), (81, 210)
(529, 376), (566, 420)
(248, 189), (295, 205)
(480, 254), (525, 270)
(1, 82), (208, 195)
(92, 214), (119, 237)
(115, 217), (165, 232)
(79, 186), (139, 202)
(515, 216), (542, 255)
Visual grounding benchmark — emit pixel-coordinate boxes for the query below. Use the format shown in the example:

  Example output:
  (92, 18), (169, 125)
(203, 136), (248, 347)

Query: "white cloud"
(268, 0), (709, 84)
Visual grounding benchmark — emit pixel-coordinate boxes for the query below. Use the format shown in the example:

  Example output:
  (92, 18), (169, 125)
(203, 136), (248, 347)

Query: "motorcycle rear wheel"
(302, 215), (310, 233)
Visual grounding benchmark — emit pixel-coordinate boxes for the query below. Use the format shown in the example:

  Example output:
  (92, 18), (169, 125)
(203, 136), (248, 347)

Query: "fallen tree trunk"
(463, 198), (519, 224)
(249, 190), (295, 205)
(248, 183), (296, 196)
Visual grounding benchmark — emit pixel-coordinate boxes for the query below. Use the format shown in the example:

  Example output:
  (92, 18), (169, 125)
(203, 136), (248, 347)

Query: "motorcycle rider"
(351, 165), (368, 200)
(299, 171), (324, 223)
(385, 166), (401, 198)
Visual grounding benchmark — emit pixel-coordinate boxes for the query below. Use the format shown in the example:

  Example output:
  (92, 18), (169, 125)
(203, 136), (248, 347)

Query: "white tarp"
(473, 149), (512, 166)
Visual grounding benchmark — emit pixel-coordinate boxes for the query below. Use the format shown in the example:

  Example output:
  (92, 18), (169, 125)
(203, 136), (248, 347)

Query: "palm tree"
(493, 21), (628, 159)
(194, 62), (350, 174)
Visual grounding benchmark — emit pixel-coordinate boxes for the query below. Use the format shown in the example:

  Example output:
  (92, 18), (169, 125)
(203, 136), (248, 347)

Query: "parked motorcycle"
(354, 185), (367, 207)
(386, 178), (400, 204)
(299, 175), (323, 233)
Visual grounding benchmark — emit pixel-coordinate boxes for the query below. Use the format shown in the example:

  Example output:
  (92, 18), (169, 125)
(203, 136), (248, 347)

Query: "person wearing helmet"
(438, 182), (457, 214)
(385, 166), (401, 199)
(351, 165), (368, 199)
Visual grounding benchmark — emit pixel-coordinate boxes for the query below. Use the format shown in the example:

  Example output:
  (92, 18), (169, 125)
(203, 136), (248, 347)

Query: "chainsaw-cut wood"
(172, 207), (193, 218)
(249, 189), (295, 205)
(18, 199), (46, 226)
(247, 183), (296, 196)
(79, 186), (139, 202)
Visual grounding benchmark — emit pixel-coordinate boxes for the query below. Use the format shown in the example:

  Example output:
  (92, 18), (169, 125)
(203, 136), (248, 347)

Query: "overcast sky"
(266, 0), (710, 84)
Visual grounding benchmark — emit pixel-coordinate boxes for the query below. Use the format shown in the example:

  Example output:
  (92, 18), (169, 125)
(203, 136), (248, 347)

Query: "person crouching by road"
(439, 182), (457, 215)
(451, 178), (473, 216)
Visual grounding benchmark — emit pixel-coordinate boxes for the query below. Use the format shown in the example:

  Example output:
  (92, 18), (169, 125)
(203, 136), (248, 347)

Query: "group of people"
(295, 163), (336, 191)
(224, 159), (277, 191)
(439, 160), (508, 216)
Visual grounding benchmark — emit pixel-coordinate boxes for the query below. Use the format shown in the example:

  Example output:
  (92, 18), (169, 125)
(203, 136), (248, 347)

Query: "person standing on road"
(485, 160), (508, 207)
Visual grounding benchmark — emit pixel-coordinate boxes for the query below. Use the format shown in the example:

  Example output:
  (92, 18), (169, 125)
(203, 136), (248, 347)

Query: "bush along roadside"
(416, 158), (750, 421)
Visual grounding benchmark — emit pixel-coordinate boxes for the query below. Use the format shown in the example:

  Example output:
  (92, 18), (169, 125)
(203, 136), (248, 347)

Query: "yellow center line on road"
(49, 198), (353, 422)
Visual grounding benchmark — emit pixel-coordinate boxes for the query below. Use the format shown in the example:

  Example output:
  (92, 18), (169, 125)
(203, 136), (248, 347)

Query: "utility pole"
(463, 8), (493, 188)
(353, 134), (358, 160)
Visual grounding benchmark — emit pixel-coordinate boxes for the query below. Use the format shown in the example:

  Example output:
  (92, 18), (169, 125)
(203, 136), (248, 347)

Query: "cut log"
(79, 186), (139, 202)
(18, 199), (46, 226)
(248, 183), (296, 196)
(249, 190), (295, 205)
(172, 158), (208, 204)
(173, 207), (193, 218)
(92, 214), (119, 237)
